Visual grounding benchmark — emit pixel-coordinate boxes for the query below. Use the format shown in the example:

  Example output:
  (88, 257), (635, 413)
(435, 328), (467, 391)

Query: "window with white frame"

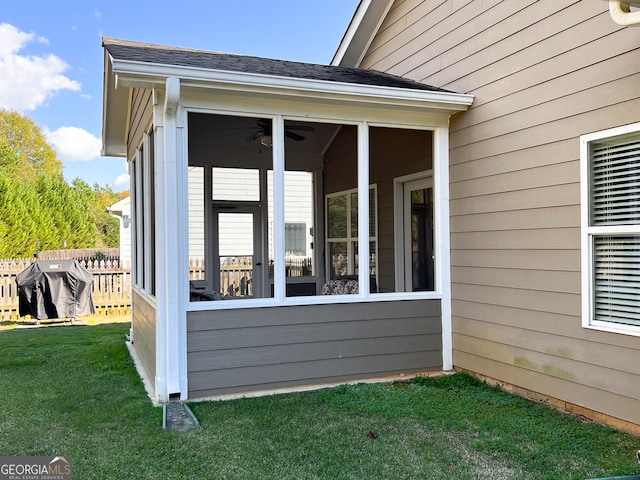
(581, 124), (640, 333)
(325, 186), (377, 280)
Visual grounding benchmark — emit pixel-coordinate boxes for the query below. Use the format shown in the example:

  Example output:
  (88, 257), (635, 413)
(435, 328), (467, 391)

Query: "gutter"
(109, 59), (474, 114)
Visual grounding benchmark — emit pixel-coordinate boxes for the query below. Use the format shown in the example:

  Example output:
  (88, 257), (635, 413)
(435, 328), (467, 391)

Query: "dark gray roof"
(103, 38), (451, 93)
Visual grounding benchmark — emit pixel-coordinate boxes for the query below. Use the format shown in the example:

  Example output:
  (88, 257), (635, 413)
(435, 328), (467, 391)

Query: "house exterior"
(106, 196), (132, 267)
(331, 0), (640, 433)
(102, 35), (473, 405)
(102, 0), (639, 434)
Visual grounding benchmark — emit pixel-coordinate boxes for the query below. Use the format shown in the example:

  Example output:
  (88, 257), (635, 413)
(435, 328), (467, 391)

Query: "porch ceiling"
(188, 113), (340, 158)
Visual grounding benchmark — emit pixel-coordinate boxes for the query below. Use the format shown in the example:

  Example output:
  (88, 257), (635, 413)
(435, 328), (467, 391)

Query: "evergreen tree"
(0, 171), (50, 257)
(36, 174), (96, 249)
(71, 179), (120, 248)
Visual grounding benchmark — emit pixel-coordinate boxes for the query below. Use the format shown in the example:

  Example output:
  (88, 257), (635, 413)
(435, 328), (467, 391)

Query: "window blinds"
(590, 138), (640, 226)
(590, 134), (640, 326)
(593, 235), (640, 326)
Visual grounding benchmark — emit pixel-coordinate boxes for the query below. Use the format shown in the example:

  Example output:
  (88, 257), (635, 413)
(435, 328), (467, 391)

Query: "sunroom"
(102, 38), (473, 402)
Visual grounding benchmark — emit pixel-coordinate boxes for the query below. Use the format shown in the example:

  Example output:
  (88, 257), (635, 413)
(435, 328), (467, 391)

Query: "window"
(581, 124), (640, 334)
(130, 156), (138, 285)
(285, 223), (306, 256)
(325, 186), (377, 280)
(185, 112), (445, 307)
(148, 129), (156, 296)
(132, 128), (156, 296)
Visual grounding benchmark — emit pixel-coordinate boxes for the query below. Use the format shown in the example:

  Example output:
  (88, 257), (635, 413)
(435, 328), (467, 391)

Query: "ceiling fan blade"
(287, 125), (315, 132)
(285, 130), (305, 142)
(247, 131), (263, 142)
(257, 119), (272, 131)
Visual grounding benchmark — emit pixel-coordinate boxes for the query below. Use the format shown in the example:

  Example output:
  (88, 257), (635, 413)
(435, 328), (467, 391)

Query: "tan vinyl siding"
(131, 289), (156, 388)
(127, 88), (153, 160)
(187, 300), (441, 399)
(361, 0), (640, 426)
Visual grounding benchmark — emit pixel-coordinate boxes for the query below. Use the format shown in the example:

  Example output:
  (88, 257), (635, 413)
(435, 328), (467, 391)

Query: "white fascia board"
(332, 0), (395, 67)
(110, 59), (474, 113)
(102, 54), (129, 157)
(101, 144), (128, 158)
(101, 53), (112, 149)
(332, 0), (371, 66)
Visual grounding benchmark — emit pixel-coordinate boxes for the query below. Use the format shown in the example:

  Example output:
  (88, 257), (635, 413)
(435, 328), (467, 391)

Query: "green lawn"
(0, 323), (638, 479)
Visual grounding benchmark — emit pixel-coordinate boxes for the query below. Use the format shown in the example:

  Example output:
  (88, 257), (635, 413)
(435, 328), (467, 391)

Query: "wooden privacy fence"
(0, 258), (131, 322)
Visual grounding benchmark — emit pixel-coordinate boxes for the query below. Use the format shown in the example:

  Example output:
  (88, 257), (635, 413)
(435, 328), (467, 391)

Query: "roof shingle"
(103, 38), (451, 93)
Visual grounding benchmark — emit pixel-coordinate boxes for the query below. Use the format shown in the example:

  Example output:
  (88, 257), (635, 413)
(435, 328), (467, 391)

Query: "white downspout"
(606, 1), (640, 26)
(156, 76), (185, 402)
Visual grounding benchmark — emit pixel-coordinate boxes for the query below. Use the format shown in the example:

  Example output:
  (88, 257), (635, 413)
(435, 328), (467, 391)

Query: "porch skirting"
(186, 299), (442, 399)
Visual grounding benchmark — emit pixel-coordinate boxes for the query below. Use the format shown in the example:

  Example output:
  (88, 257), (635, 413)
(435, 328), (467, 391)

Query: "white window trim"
(580, 121), (640, 336)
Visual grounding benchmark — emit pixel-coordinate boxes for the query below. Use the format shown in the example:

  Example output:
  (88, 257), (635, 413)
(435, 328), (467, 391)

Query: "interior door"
(212, 205), (262, 298)
(403, 178), (435, 292)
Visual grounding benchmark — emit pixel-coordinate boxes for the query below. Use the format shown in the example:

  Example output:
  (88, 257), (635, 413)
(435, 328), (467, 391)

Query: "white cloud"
(113, 173), (130, 192)
(0, 23), (81, 111)
(44, 126), (101, 161)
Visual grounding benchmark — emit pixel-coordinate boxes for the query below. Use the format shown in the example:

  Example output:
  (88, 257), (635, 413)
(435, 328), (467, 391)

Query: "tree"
(36, 174), (96, 249)
(0, 144), (20, 176)
(0, 109), (122, 257)
(70, 179), (121, 248)
(0, 171), (55, 257)
(0, 109), (62, 183)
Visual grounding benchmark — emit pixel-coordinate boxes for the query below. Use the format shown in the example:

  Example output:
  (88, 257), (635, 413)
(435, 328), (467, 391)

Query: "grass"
(0, 312), (131, 330)
(0, 323), (638, 479)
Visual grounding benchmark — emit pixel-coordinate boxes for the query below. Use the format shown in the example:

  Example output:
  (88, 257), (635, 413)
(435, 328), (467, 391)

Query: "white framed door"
(402, 177), (435, 292)
(212, 204), (263, 298)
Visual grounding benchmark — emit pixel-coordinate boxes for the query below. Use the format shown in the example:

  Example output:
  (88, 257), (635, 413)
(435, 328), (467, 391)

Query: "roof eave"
(110, 58), (474, 114)
(102, 51), (129, 158)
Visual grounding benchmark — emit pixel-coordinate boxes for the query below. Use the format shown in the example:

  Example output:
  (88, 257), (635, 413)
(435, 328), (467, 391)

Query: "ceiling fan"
(246, 119), (315, 146)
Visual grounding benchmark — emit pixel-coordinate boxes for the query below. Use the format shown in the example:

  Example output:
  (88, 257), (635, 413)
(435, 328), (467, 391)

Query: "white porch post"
(155, 77), (188, 401)
(272, 115), (286, 301)
(434, 126), (453, 371)
(357, 122), (370, 295)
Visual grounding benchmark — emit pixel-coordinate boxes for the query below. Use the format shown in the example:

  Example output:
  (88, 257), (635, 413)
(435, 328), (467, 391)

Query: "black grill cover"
(16, 260), (96, 320)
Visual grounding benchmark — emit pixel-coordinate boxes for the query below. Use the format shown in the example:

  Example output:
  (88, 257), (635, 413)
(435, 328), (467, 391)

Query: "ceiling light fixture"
(260, 134), (273, 147)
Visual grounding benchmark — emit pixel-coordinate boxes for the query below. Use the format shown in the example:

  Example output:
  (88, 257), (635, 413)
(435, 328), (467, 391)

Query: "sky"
(1, 1), (360, 191)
